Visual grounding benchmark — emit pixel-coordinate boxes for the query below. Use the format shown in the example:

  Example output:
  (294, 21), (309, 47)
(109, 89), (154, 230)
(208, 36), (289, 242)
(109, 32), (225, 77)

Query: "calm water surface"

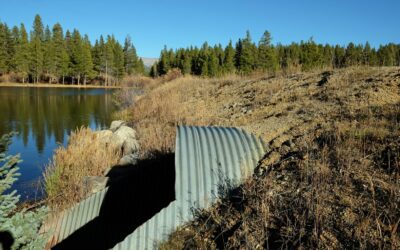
(0, 87), (116, 201)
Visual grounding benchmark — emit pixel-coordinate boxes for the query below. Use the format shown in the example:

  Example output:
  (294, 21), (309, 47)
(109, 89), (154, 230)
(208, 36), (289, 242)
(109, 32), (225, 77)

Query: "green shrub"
(0, 133), (49, 249)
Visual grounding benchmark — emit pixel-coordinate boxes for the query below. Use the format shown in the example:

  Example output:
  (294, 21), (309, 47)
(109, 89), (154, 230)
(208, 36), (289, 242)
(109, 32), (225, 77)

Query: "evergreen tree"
(123, 35), (140, 75)
(136, 58), (145, 75)
(52, 23), (69, 83)
(363, 42), (372, 66)
(344, 42), (358, 66)
(8, 26), (19, 72)
(258, 30), (278, 72)
(0, 23), (9, 74)
(300, 38), (323, 71)
(30, 14), (44, 83)
(223, 41), (236, 74)
(70, 29), (84, 84)
(112, 40), (125, 82)
(333, 45), (345, 68)
(81, 35), (94, 85)
(92, 36), (106, 80)
(157, 46), (171, 75)
(149, 63), (158, 77)
(0, 133), (49, 249)
(14, 24), (30, 83)
(236, 31), (257, 74)
(43, 25), (56, 83)
(207, 49), (219, 77)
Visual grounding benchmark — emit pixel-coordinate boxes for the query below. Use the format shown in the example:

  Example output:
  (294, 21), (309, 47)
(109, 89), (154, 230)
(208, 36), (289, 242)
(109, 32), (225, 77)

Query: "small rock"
(118, 153), (139, 166)
(261, 151), (281, 166)
(110, 120), (127, 132)
(83, 176), (109, 195)
(122, 138), (140, 155)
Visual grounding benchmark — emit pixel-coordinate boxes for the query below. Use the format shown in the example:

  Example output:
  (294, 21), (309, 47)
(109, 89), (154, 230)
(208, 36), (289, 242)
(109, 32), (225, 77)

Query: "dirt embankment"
(127, 67), (400, 249)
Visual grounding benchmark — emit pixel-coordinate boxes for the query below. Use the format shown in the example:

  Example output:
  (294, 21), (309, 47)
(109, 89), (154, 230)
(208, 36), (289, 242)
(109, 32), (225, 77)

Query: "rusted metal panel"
(47, 126), (266, 249)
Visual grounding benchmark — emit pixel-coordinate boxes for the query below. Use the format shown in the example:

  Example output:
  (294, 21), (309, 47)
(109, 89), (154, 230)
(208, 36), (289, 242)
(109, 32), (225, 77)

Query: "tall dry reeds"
(44, 127), (120, 211)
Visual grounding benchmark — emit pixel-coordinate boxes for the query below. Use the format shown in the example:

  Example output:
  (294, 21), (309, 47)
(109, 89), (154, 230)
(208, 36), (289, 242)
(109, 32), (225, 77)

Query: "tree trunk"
(77, 75), (80, 85)
(62, 76), (65, 85)
(105, 60), (108, 87)
(84, 76), (87, 86)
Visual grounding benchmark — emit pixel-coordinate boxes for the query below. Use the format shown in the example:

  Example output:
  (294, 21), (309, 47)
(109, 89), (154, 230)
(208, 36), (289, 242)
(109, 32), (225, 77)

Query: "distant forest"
(1, 15), (400, 85)
(151, 31), (400, 77)
(0, 15), (145, 85)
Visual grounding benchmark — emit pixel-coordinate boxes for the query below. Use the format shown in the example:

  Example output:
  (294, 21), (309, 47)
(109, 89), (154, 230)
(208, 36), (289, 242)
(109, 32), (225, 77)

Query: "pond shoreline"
(0, 82), (122, 89)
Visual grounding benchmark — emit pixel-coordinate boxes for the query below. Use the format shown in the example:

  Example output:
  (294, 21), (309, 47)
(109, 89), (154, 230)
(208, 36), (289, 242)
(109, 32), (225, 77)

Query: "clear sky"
(0, 0), (399, 58)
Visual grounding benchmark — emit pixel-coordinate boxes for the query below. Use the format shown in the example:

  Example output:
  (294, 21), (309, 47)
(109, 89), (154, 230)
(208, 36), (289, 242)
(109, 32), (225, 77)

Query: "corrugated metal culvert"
(48, 126), (267, 249)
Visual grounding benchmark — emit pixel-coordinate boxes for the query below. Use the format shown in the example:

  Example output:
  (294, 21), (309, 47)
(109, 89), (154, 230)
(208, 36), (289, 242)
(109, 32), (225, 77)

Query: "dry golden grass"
(44, 127), (120, 211)
(130, 76), (220, 155)
(160, 103), (400, 249)
(126, 66), (400, 249)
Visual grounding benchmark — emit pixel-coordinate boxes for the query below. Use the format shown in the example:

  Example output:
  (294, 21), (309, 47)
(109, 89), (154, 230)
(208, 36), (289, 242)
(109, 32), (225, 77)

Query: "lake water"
(0, 87), (116, 201)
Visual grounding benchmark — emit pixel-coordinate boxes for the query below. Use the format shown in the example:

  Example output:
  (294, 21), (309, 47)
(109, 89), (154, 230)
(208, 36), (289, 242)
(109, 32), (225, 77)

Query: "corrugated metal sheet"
(48, 126), (266, 249)
(174, 126), (267, 224)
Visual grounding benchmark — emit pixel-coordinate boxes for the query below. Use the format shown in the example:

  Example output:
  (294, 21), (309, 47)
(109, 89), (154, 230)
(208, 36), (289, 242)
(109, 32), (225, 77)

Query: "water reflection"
(0, 87), (116, 201)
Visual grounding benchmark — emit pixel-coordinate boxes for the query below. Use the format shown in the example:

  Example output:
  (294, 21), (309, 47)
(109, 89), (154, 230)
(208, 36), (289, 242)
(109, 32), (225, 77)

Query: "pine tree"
(0, 23), (9, 74)
(43, 25), (56, 83)
(92, 36), (105, 80)
(136, 58), (145, 75)
(8, 26), (20, 72)
(258, 30), (278, 73)
(0, 133), (49, 249)
(30, 15), (44, 83)
(198, 42), (209, 76)
(223, 41), (236, 74)
(214, 44), (225, 73)
(70, 29), (84, 84)
(333, 45), (345, 68)
(81, 35), (94, 85)
(207, 49), (219, 77)
(363, 42), (372, 66)
(123, 35), (140, 75)
(344, 42), (358, 66)
(52, 23), (69, 83)
(14, 24), (30, 83)
(149, 63), (158, 77)
(300, 38), (323, 71)
(235, 31), (257, 74)
(157, 46), (171, 75)
(112, 40), (125, 83)
(104, 35), (116, 85)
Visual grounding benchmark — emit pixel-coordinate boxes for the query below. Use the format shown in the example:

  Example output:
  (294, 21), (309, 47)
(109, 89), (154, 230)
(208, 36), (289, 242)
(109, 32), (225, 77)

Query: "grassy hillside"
(123, 67), (399, 249)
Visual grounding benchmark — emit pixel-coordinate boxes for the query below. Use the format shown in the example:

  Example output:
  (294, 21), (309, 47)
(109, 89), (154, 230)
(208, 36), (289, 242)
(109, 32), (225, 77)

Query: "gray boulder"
(111, 125), (139, 155)
(110, 120), (127, 132)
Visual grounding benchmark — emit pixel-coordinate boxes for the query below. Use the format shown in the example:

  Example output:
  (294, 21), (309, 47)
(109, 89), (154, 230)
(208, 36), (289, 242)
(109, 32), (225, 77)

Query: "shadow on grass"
(53, 151), (175, 250)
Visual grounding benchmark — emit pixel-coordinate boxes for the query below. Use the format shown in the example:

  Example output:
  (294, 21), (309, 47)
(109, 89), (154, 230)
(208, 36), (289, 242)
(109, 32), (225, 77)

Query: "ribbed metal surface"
(48, 126), (266, 249)
(49, 187), (109, 245)
(174, 126), (266, 224)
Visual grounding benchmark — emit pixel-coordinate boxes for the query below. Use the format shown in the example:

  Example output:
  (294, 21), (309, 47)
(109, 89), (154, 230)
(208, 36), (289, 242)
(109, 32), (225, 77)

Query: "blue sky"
(0, 0), (399, 58)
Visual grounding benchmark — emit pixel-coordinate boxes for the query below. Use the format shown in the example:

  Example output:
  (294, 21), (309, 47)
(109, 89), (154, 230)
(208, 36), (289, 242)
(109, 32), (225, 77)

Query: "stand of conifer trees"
(0, 15), (144, 85)
(150, 31), (400, 77)
(1, 15), (399, 83)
